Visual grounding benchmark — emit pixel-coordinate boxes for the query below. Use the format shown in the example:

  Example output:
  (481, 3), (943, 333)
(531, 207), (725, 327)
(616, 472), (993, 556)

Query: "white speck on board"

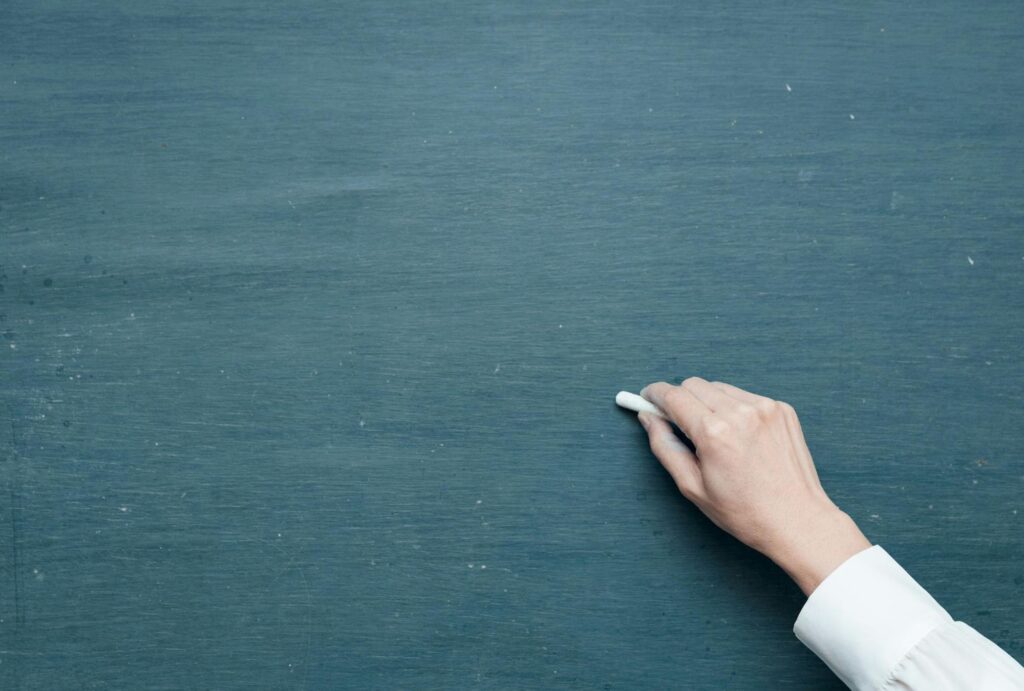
(785, 83), (792, 92)
(967, 256), (974, 266)
(849, 114), (856, 120)
(358, 419), (365, 428)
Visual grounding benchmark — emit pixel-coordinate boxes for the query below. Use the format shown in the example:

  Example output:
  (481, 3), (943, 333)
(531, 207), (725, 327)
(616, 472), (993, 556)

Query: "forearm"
(767, 505), (872, 596)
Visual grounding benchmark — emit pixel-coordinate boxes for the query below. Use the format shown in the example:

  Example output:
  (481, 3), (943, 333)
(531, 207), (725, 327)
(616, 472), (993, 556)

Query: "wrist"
(769, 506), (872, 596)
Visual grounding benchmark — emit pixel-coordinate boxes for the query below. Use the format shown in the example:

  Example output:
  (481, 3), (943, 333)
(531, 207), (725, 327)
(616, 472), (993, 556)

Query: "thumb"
(638, 412), (704, 502)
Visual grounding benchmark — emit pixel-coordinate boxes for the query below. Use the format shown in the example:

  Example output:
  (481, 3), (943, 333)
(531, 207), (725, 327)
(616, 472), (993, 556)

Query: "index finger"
(640, 381), (709, 440)
(711, 380), (772, 405)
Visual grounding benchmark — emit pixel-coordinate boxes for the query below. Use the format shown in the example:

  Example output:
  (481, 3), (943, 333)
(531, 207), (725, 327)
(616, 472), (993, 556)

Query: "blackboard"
(2, 1), (1022, 688)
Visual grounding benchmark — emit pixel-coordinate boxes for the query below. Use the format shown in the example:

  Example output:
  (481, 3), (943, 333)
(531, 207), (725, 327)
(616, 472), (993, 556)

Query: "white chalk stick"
(615, 391), (668, 419)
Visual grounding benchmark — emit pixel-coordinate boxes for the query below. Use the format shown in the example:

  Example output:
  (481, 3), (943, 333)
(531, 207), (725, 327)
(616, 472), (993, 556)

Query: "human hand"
(636, 377), (871, 596)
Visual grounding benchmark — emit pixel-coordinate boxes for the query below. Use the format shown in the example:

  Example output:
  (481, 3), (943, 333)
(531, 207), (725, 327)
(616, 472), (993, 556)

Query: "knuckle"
(734, 403), (757, 420)
(755, 399), (778, 416)
(681, 376), (703, 388)
(777, 400), (797, 417)
(701, 416), (731, 440)
(662, 387), (685, 408)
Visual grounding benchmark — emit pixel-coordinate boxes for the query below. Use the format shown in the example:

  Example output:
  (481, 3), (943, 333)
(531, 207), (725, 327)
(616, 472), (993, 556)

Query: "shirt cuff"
(793, 545), (953, 691)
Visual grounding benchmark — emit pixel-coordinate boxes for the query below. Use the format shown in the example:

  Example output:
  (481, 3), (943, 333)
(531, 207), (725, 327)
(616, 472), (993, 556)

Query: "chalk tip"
(614, 390), (668, 418)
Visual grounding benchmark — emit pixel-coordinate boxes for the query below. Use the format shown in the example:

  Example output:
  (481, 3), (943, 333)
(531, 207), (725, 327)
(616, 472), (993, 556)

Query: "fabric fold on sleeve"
(793, 545), (952, 691)
(885, 620), (1024, 690)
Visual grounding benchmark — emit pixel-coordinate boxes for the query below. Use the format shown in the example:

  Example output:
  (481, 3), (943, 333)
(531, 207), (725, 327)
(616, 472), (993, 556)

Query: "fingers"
(710, 380), (787, 427)
(680, 377), (737, 412)
(640, 381), (708, 439)
(710, 381), (770, 405)
(638, 412), (704, 501)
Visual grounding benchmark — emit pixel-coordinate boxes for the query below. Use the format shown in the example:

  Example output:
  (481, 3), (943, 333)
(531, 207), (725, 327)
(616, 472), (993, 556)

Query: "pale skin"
(636, 377), (871, 596)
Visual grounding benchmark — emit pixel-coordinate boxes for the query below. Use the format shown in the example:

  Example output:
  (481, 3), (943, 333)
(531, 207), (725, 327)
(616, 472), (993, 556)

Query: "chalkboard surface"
(2, 2), (1022, 689)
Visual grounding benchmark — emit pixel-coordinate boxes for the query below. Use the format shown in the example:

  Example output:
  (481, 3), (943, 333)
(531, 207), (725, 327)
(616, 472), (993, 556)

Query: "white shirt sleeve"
(793, 545), (1024, 690)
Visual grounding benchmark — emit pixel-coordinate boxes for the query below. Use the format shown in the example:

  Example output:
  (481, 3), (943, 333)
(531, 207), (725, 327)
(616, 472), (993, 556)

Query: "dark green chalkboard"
(2, 1), (1022, 688)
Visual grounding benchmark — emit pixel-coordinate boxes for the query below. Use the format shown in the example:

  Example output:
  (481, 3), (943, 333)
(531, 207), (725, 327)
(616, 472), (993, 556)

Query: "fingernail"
(637, 412), (650, 429)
